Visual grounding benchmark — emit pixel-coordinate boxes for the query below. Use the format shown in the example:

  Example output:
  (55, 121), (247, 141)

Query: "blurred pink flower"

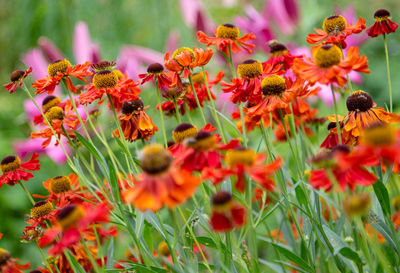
(38, 37), (64, 63)
(179, 0), (214, 33)
(73, 22), (101, 64)
(263, 0), (299, 35)
(235, 6), (275, 50)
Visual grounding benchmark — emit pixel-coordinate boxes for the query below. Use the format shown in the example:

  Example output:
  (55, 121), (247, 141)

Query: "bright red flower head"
(33, 60), (91, 95)
(0, 248), (30, 273)
(210, 191), (246, 232)
(307, 15), (366, 48)
(265, 41), (302, 71)
(309, 145), (377, 191)
(3, 67), (32, 94)
(0, 153), (40, 188)
(138, 63), (172, 89)
(38, 202), (112, 255)
(197, 23), (256, 55)
(366, 9), (398, 37)
(293, 45), (369, 87)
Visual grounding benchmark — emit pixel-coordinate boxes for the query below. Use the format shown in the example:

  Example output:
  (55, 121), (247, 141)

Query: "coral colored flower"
(197, 23), (256, 55)
(174, 130), (239, 172)
(164, 47), (211, 78)
(307, 15), (366, 48)
(80, 69), (141, 111)
(328, 91), (400, 145)
(112, 99), (158, 142)
(33, 59), (91, 95)
(204, 147), (282, 192)
(138, 63), (172, 89)
(0, 248), (30, 273)
(123, 144), (201, 211)
(366, 9), (398, 37)
(38, 202), (112, 255)
(264, 41), (302, 70)
(27, 201), (56, 228)
(30, 99), (81, 148)
(3, 67), (32, 94)
(33, 173), (87, 207)
(221, 60), (282, 104)
(210, 191), (246, 232)
(293, 45), (369, 87)
(309, 145), (377, 191)
(0, 153), (40, 188)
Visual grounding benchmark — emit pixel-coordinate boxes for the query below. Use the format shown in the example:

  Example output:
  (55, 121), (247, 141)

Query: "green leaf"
(106, 237), (115, 269)
(373, 181), (391, 216)
(196, 236), (217, 249)
(270, 241), (315, 272)
(322, 225), (363, 265)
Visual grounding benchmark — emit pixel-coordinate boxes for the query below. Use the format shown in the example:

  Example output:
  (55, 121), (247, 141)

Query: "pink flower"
(179, 0), (214, 33)
(263, 0), (299, 35)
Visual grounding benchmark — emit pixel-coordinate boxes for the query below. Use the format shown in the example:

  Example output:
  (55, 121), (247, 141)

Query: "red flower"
(221, 61), (282, 104)
(0, 153), (40, 188)
(264, 42), (302, 71)
(293, 45), (369, 87)
(197, 24), (256, 55)
(3, 67), (32, 94)
(33, 60), (91, 95)
(320, 122), (341, 149)
(210, 191), (246, 232)
(80, 71), (141, 111)
(309, 145), (377, 191)
(174, 129), (239, 172)
(307, 15), (366, 48)
(366, 9), (398, 37)
(138, 63), (172, 89)
(38, 202), (112, 255)
(204, 147), (282, 192)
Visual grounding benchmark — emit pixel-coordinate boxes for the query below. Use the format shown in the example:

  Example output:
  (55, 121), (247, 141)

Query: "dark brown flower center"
(346, 90), (373, 112)
(172, 123), (198, 143)
(122, 100), (144, 114)
(147, 63), (164, 74)
(10, 70), (25, 82)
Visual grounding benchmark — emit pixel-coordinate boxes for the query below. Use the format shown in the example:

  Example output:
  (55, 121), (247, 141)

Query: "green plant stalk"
(155, 79), (169, 147)
(383, 34), (393, 112)
(19, 182), (35, 205)
(36, 241), (55, 273)
(188, 74), (207, 125)
(172, 97), (182, 123)
(107, 94), (139, 174)
(239, 103), (248, 147)
(227, 45), (236, 78)
(201, 66), (227, 143)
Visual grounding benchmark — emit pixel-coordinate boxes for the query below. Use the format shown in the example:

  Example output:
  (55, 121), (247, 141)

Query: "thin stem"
(172, 97), (182, 123)
(383, 34), (393, 112)
(227, 45), (236, 78)
(177, 206), (213, 273)
(239, 103), (248, 147)
(188, 74), (207, 125)
(19, 182), (35, 205)
(330, 85), (342, 144)
(36, 241), (55, 273)
(201, 66), (227, 143)
(107, 94), (138, 174)
(155, 79), (169, 147)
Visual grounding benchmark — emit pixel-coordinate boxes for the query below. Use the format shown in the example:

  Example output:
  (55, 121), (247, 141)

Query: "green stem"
(383, 34), (393, 112)
(201, 66), (227, 142)
(155, 79), (169, 147)
(36, 241), (55, 273)
(188, 74), (207, 125)
(330, 85), (342, 144)
(239, 103), (248, 147)
(19, 182), (35, 205)
(227, 45), (236, 78)
(172, 97), (182, 123)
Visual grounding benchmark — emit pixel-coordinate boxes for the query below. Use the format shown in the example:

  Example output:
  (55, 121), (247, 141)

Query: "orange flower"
(307, 15), (366, 48)
(164, 47), (211, 78)
(123, 144), (201, 211)
(3, 67), (32, 94)
(264, 41), (302, 70)
(328, 90), (400, 145)
(0, 248), (30, 273)
(293, 45), (369, 87)
(79, 63), (141, 111)
(33, 60), (91, 95)
(0, 153), (40, 188)
(197, 23), (256, 55)
(112, 99), (158, 142)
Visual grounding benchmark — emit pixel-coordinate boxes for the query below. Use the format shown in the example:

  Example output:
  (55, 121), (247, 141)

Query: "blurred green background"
(0, 0), (399, 267)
